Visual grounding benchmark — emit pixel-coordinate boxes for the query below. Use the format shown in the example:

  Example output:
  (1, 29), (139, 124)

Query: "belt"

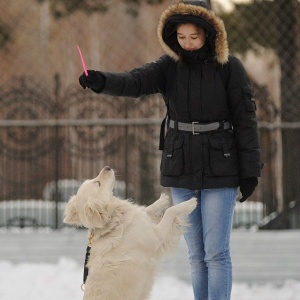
(169, 120), (232, 135)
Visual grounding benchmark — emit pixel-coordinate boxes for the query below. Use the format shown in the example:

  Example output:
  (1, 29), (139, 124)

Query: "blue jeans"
(171, 187), (238, 300)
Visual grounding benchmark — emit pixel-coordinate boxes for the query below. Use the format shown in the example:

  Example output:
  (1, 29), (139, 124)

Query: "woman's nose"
(185, 41), (192, 49)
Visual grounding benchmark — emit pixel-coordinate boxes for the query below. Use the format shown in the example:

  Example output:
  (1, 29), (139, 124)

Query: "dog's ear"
(64, 195), (81, 225)
(85, 196), (107, 228)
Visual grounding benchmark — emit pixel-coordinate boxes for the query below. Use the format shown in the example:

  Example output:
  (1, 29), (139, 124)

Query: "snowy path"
(1, 229), (300, 284)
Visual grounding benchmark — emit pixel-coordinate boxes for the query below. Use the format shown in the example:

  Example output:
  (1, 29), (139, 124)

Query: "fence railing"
(2, 119), (300, 129)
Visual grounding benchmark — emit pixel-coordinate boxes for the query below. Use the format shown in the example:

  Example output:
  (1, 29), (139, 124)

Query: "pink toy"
(77, 45), (88, 76)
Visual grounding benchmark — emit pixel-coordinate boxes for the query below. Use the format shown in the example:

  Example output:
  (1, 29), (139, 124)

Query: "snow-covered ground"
(1, 229), (300, 300)
(0, 258), (300, 300)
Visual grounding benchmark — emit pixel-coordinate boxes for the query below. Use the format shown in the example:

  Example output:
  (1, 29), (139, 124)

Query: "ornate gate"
(0, 75), (166, 227)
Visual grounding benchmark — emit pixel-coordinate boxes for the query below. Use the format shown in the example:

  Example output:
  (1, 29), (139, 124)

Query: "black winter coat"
(96, 2), (263, 190)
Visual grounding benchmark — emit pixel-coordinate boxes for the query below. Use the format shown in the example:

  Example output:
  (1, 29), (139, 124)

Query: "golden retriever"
(64, 166), (197, 300)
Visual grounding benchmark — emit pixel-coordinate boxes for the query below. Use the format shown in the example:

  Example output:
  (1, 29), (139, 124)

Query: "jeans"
(171, 187), (238, 300)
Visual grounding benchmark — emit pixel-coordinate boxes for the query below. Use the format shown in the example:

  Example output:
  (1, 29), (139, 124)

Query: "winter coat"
(97, 1), (263, 190)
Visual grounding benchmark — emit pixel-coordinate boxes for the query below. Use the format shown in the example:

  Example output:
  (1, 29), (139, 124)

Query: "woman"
(79, 1), (263, 299)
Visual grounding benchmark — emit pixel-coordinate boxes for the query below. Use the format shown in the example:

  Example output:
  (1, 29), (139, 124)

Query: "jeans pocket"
(161, 131), (185, 177)
(209, 133), (239, 176)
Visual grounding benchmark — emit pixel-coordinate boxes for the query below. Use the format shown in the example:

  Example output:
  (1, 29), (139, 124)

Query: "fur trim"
(157, 2), (229, 64)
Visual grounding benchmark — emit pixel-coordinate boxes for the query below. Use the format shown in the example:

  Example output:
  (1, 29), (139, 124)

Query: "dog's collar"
(88, 229), (95, 246)
(81, 229), (95, 292)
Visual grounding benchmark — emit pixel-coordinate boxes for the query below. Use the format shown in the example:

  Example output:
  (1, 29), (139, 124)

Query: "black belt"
(169, 120), (232, 134)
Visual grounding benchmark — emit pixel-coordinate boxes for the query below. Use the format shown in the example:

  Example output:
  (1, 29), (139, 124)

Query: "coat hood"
(157, 1), (229, 64)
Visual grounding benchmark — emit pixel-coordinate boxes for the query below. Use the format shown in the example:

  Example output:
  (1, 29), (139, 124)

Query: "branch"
(35, 0), (165, 19)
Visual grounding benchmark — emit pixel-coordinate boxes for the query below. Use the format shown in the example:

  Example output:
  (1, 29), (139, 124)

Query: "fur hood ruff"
(157, 1), (229, 64)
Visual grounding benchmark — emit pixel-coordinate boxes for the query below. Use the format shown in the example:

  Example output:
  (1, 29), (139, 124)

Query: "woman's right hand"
(79, 70), (106, 92)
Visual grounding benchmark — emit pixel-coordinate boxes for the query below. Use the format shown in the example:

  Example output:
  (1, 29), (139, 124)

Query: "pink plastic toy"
(77, 45), (88, 76)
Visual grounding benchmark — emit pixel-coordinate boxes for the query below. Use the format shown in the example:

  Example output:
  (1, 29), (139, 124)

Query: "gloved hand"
(79, 70), (106, 92)
(239, 177), (258, 202)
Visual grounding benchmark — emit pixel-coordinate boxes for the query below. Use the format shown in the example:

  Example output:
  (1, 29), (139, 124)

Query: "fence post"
(124, 100), (129, 199)
(54, 73), (61, 229)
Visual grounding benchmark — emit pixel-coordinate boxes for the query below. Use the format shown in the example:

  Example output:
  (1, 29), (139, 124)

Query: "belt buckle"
(192, 122), (200, 135)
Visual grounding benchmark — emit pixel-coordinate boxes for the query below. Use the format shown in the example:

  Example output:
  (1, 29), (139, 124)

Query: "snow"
(0, 258), (300, 300)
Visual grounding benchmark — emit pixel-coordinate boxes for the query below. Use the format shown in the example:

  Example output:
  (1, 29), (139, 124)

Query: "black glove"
(79, 70), (105, 92)
(239, 177), (258, 203)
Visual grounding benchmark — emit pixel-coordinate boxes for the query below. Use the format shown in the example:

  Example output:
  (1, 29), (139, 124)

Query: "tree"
(219, 1), (277, 53)
(0, 22), (12, 48)
(35, 0), (164, 18)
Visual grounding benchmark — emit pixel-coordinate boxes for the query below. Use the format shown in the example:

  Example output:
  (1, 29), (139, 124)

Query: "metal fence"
(0, 0), (299, 229)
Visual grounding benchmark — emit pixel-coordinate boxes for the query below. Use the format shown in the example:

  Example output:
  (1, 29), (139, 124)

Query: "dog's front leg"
(144, 193), (171, 224)
(155, 198), (197, 254)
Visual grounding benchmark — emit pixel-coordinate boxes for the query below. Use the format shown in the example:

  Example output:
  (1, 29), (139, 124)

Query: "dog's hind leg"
(144, 193), (171, 224)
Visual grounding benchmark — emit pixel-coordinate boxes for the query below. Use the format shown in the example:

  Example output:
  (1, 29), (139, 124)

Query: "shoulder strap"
(159, 113), (168, 150)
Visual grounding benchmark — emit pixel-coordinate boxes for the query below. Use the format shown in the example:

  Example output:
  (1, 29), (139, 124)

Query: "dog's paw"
(181, 197), (197, 215)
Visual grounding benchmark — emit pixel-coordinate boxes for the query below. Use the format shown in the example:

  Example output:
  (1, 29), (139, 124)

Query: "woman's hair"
(176, 22), (204, 32)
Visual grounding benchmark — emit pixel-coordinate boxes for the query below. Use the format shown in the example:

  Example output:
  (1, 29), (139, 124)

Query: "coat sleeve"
(97, 55), (170, 98)
(226, 55), (263, 179)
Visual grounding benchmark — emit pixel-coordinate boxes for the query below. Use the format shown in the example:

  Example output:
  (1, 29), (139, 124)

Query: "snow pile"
(0, 258), (299, 300)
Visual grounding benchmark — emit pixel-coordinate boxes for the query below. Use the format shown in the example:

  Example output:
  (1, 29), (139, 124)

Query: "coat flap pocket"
(209, 138), (236, 150)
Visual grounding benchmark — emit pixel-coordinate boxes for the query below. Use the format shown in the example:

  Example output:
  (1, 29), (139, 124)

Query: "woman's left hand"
(239, 177), (258, 202)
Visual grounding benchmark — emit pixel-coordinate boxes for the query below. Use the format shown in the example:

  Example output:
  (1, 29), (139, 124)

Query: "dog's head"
(63, 166), (120, 229)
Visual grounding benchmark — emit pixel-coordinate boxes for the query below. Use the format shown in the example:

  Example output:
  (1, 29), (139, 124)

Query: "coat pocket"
(208, 133), (239, 176)
(161, 130), (185, 177)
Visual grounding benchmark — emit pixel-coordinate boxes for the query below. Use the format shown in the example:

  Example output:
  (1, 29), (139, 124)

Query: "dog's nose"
(104, 166), (111, 171)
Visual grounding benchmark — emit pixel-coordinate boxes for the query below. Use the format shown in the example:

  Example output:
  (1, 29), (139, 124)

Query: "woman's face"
(177, 23), (206, 51)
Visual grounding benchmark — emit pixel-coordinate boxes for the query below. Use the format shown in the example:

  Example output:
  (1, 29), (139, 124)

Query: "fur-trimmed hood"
(157, 1), (229, 64)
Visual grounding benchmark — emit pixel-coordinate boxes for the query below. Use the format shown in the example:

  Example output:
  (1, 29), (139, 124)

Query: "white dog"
(64, 166), (197, 300)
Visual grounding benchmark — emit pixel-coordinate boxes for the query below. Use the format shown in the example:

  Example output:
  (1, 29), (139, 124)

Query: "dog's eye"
(95, 181), (101, 187)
